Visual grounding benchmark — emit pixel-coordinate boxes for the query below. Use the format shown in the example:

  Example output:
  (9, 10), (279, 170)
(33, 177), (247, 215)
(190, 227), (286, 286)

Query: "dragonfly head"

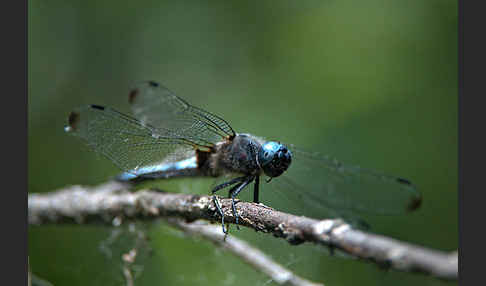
(258, 141), (292, 178)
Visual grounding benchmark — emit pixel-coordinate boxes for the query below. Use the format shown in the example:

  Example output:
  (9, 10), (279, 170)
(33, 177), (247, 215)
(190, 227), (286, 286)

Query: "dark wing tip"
(66, 111), (80, 132)
(90, 104), (105, 110)
(396, 177), (422, 212)
(128, 88), (139, 104)
(148, 80), (160, 87)
(396, 177), (412, 185)
(129, 81), (159, 104)
(407, 194), (422, 212)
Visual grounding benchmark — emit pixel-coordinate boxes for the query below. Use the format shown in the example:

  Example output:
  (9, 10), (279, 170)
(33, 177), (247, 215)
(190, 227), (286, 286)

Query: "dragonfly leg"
(227, 183), (243, 230)
(253, 175), (260, 203)
(211, 176), (247, 194)
(229, 177), (253, 230)
(212, 195), (227, 234)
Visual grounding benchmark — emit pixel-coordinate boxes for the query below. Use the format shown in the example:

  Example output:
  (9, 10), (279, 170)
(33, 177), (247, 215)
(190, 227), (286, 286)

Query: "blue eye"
(258, 141), (292, 178)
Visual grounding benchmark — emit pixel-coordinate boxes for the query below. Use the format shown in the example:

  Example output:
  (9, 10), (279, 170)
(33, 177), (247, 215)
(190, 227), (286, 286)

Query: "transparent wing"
(266, 146), (422, 218)
(128, 81), (235, 147)
(65, 105), (202, 173)
(65, 81), (236, 174)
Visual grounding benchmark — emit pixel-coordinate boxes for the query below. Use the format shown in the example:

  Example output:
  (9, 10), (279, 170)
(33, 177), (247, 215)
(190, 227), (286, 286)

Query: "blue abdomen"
(115, 156), (198, 181)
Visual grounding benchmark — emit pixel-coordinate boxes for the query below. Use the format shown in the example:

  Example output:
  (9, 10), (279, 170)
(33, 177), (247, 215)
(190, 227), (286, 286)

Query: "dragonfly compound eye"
(258, 141), (292, 178)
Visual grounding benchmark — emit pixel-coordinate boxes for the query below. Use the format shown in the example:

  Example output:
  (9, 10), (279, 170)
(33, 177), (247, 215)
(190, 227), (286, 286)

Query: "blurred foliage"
(28, 0), (457, 285)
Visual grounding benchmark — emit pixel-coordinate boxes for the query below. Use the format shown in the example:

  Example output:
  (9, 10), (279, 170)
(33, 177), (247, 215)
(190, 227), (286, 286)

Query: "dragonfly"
(65, 81), (422, 233)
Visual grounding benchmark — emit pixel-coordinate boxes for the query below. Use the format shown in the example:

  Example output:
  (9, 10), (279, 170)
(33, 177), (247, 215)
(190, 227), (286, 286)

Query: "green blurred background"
(28, 0), (457, 285)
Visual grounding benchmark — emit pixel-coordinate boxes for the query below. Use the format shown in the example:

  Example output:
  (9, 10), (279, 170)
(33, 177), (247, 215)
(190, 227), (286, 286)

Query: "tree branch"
(28, 182), (457, 280)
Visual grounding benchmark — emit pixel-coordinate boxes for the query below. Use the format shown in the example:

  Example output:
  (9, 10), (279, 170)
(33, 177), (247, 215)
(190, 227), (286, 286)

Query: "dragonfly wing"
(65, 105), (198, 173)
(271, 146), (422, 217)
(128, 81), (235, 147)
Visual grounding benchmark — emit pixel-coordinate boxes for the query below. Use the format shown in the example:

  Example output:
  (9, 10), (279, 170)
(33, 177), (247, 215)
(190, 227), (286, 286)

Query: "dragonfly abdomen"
(115, 156), (204, 182)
